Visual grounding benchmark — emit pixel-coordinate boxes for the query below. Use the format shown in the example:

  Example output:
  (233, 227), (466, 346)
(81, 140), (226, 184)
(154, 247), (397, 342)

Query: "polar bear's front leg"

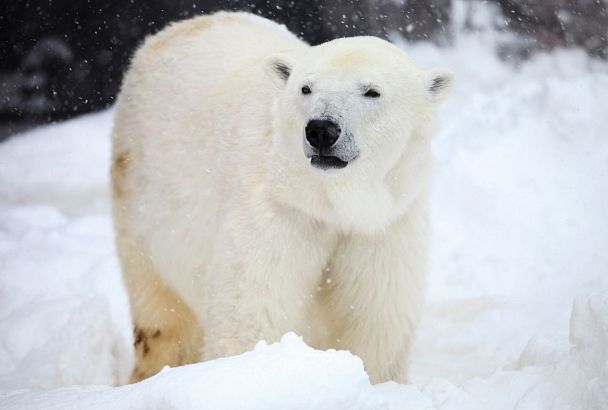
(201, 204), (335, 360)
(320, 198), (429, 384)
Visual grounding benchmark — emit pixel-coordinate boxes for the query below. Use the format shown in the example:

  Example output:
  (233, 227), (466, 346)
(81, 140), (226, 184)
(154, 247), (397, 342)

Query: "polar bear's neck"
(269, 159), (430, 235)
(325, 178), (397, 234)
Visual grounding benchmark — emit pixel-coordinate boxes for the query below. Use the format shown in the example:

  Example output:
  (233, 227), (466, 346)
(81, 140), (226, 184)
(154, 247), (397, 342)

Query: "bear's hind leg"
(117, 236), (203, 383)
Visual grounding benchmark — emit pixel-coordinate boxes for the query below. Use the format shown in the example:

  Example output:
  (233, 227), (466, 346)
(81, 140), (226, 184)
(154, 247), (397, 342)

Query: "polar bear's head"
(265, 37), (451, 172)
(264, 36), (452, 231)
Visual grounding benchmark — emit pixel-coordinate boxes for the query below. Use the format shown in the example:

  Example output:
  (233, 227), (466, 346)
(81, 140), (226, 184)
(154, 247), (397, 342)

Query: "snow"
(1, 334), (391, 410)
(1, 8), (608, 409)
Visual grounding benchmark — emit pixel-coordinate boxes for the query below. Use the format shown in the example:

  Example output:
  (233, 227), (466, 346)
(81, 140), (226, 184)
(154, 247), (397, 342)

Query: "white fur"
(112, 11), (452, 383)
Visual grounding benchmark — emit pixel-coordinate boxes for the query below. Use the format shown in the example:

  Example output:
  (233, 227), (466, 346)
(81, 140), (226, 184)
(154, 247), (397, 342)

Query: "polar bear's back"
(111, 13), (306, 310)
(115, 12), (305, 151)
(113, 11), (306, 159)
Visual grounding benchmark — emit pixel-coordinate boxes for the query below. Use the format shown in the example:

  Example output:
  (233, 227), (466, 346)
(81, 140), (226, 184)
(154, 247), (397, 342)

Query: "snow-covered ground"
(1, 5), (608, 409)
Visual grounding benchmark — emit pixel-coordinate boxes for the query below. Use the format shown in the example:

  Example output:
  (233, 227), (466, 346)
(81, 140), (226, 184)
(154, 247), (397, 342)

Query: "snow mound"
(0, 333), (393, 410)
(533, 294), (608, 409)
(1, 296), (608, 409)
(0, 203), (133, 391)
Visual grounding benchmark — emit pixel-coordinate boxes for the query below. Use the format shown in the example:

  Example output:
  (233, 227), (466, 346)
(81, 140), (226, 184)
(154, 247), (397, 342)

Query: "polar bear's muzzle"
(304, 118), (358, 171)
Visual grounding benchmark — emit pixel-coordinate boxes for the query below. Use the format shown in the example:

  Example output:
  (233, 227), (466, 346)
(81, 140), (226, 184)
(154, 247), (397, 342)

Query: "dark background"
(1, 0), (606, 140)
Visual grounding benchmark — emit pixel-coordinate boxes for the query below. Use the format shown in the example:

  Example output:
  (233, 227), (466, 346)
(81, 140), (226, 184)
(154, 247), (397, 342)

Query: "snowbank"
(1, 334), (390, 410)
(2, 298), (607, 409)
(1, 4), (607, 408)
(0, 111), (133, 392)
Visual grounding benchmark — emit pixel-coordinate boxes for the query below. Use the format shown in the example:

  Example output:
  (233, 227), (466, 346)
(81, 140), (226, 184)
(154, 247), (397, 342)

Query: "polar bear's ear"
(264, 53), (296, 90)
(426, 69), (454, 103)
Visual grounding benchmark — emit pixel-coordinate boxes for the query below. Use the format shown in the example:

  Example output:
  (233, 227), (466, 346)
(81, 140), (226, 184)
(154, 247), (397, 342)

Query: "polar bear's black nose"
(305, 119), (341, 150)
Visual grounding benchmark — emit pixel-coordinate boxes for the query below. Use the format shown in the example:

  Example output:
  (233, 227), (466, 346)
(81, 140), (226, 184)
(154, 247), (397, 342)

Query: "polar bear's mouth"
(310, 155), (349, 170)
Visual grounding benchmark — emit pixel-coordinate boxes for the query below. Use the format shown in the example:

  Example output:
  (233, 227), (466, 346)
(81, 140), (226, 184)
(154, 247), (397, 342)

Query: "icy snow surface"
(1, 16), (608, 410)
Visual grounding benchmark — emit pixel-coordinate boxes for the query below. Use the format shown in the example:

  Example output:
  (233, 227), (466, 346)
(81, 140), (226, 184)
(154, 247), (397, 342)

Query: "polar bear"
(111, 11), (452, 384)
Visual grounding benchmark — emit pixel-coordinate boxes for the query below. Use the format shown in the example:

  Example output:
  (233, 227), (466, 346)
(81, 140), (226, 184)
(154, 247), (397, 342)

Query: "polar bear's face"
(265, 37), (452, 177)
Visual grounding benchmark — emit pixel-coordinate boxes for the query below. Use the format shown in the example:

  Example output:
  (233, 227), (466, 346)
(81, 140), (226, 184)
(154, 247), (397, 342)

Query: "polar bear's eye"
(364, 89), (381, 98)
(301, 85), (311, 95)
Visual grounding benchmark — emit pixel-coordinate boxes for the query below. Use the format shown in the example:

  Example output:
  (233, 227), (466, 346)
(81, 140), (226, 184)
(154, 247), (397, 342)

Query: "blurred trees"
(224, 0), (451, 43)
(0, 0), (606, 139)
(497, 0), (607, 59)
